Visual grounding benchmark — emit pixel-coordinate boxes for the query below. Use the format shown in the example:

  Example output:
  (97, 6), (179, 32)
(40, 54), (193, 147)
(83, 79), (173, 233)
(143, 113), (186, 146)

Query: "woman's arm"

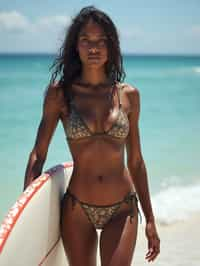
(23, 82), (63, 191)
(125, 86), (154, 222)
(125, 85), (160, 262)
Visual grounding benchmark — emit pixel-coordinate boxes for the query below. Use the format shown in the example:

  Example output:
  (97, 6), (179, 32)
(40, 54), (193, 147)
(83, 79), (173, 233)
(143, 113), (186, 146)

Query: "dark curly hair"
(48, 5), (126, 106)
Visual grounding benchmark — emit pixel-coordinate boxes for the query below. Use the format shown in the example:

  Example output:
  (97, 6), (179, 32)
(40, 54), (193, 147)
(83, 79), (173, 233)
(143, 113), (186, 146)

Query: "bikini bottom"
(62, 188), (142, 230)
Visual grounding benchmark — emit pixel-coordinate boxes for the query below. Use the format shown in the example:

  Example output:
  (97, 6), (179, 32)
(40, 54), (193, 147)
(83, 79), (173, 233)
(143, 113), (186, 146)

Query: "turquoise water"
(0, 54), (200, 224)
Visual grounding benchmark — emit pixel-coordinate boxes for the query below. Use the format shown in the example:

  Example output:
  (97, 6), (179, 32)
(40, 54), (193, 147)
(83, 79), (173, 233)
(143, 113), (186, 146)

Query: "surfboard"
(0, 161), (73, 266)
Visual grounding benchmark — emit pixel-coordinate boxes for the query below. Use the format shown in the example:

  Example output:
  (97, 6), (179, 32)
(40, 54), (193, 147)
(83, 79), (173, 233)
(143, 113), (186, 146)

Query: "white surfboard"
(0, 161), (73, 266)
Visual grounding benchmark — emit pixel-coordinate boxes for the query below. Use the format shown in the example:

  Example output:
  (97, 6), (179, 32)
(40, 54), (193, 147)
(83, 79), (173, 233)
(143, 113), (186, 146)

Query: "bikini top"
(63, 83), (130, 141)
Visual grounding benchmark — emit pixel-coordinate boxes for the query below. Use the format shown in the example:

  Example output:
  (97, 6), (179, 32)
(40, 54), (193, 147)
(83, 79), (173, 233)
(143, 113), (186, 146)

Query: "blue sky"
(0, 0), (200, 54)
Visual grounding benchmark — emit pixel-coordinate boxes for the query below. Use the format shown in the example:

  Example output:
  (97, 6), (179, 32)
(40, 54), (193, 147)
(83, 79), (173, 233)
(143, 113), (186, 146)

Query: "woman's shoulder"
(117, 82), (140, 101)
(44, 80), (63, 100)
(43, 80), (66, 112)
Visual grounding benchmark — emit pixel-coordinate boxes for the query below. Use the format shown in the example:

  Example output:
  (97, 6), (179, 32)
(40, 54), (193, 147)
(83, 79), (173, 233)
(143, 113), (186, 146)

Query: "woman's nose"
(88, 46), (98, 53)
(88, 41), (99, 52)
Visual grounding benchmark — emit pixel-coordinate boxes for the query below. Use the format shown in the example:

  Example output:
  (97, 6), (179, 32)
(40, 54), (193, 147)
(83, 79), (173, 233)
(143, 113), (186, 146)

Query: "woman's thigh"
(99, 203), (138, 266)
(60, 194), (98, 266)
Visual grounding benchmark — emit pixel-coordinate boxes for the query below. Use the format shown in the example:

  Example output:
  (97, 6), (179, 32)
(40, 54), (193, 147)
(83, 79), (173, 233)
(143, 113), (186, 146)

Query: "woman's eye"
(99, 39), (106, 45)
(79, 38), (107, 47)
(79, 39), (89, 45)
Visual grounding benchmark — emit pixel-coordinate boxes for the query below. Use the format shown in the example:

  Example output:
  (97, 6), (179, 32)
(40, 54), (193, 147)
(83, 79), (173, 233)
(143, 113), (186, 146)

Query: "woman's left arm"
(125, 85), (160, 262)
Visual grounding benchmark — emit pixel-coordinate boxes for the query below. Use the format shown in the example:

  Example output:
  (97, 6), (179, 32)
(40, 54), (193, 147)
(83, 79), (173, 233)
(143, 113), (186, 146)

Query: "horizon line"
(0, 52), (200, 56)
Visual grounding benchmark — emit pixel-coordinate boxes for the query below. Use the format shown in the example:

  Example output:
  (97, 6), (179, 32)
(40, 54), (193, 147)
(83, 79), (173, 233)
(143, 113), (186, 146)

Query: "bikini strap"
(134, 194), (142, 224)
(68, 92), (75, 107)
(66, 189), (78, 210)
(116, 83), (122, 108)
(124, 191), (142, 224)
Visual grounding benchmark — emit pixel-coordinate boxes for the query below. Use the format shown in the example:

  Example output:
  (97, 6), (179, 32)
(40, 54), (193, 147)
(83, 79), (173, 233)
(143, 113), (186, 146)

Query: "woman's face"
(76, 19), (108, 69)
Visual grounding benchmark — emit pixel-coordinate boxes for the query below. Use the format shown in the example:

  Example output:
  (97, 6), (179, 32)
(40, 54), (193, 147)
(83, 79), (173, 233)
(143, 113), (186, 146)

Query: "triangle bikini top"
(63, 83), (130, 141)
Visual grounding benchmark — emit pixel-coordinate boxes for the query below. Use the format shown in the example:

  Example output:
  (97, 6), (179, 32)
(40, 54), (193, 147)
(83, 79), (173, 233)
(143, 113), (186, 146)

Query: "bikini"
(62, 83), (141, 229)
(63, 83), (130, 140)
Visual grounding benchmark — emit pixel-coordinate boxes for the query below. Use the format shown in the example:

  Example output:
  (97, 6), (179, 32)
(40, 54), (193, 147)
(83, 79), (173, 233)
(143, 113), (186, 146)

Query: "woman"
(24, 6), (160, 266)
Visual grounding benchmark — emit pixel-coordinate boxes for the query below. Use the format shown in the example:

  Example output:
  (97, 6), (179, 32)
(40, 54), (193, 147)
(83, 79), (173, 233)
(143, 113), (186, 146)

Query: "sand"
(96, 214), (200, 266)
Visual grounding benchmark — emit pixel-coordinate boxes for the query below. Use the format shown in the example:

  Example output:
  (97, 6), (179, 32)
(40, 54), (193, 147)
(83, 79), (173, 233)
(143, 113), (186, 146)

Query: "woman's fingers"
(145, 248), (159, 262)
(145, 235), (160, 262)
(145, 221), (160, 262)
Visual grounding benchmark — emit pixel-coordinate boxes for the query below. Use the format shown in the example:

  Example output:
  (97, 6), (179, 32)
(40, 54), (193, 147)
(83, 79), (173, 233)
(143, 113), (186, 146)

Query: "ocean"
(0, 53), (200, 225)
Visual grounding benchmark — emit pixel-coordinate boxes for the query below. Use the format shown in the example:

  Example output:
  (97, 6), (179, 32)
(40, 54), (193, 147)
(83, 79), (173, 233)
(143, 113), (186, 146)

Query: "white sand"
(96, 214), (200, 266)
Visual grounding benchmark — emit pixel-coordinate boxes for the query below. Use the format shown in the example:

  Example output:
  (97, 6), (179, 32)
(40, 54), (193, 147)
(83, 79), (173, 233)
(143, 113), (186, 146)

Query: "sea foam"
(146, 183), (200, 225)
(193, 67), (200, 73)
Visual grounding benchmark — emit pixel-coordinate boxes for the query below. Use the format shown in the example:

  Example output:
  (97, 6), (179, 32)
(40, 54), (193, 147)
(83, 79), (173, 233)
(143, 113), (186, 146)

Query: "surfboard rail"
(0, 161), (73, 265)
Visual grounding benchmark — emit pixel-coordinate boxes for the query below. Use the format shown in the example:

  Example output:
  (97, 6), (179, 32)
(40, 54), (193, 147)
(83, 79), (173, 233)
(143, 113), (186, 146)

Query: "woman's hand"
(23, 175), (35, 191)
(145, 220), (160, 262)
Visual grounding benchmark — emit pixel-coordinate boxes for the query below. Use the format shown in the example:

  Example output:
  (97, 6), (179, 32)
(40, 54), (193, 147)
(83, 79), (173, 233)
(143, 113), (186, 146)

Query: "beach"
(133, 215), (200, 266)
(95, 215), (200, 266)
(0, 53), (200, 265)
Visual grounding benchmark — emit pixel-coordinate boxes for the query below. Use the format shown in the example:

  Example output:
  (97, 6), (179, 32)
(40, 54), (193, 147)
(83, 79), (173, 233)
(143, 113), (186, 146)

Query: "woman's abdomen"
(67, 165), (135, 204)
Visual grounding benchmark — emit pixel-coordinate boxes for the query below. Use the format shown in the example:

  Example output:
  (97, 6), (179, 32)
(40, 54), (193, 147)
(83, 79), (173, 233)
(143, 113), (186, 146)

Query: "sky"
(0, 0), (200, 54)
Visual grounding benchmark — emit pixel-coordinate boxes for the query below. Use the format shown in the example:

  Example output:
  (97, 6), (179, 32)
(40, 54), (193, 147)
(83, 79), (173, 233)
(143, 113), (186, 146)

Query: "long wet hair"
(48, 5), (126, 106)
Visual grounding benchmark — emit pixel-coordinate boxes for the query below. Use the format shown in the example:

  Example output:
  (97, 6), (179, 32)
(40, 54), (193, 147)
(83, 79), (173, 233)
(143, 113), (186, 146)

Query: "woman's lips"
(88, 55), (100, 60)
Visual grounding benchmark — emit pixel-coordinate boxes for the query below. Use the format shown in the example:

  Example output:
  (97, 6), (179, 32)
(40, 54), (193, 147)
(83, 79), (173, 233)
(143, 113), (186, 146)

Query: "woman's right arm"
(23, 82), (63, 191)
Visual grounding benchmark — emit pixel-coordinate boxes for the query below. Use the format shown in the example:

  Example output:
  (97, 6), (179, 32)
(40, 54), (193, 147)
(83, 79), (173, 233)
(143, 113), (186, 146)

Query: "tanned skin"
(24, 19), (160, 266)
